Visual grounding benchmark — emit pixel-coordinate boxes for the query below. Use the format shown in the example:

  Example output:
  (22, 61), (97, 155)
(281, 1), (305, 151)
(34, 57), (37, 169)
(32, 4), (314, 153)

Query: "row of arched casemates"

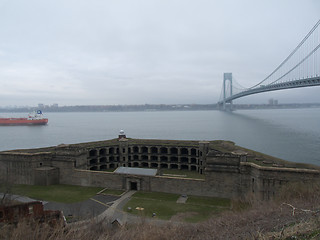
(86, 145), (202, 173)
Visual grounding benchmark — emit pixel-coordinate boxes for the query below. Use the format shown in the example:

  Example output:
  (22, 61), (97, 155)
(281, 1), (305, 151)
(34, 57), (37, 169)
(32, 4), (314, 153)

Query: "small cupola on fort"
(118, 130), (126, 140)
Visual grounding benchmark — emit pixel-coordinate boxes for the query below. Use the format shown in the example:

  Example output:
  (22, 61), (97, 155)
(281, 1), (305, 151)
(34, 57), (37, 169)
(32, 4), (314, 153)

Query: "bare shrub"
(1, 182), (320, 240)
(276, 181), (320, 204)
(0, 174), (15, 206)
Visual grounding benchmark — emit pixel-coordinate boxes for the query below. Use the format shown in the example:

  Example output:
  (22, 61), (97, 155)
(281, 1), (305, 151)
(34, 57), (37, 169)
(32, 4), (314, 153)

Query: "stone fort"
(0, 132), (319, 200)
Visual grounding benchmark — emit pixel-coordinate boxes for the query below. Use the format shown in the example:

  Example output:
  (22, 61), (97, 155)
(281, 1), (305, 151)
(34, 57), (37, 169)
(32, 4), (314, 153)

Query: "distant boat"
(0, 110), (48, 126)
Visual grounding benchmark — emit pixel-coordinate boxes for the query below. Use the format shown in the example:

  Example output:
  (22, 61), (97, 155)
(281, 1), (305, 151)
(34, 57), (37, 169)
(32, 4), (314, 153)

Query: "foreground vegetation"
(1, 183), (320, 239)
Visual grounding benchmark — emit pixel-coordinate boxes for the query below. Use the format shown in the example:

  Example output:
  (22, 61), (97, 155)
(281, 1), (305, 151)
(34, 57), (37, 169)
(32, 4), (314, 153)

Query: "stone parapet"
(0, 138), (319, 200)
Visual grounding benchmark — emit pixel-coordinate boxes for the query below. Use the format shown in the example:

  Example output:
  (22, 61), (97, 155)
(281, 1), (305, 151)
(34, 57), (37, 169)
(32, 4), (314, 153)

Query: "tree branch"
(281, 203), (320, 216)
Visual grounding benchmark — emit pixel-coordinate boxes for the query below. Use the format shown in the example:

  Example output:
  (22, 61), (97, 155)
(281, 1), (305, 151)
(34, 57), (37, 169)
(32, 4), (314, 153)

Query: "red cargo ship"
(0, 110), (48, 126)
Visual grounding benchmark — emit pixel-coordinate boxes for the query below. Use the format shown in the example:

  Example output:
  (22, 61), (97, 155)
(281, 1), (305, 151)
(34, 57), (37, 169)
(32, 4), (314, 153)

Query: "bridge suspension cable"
(232, 76), (248, 91)
(250, 19), (320, 89)
(218, 75), (248, 102)
(219, 19), (320, 105)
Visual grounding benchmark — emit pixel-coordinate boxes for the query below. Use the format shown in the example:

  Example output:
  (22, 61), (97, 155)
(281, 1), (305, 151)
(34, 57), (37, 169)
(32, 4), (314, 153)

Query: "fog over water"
(0, 108), (319, 166)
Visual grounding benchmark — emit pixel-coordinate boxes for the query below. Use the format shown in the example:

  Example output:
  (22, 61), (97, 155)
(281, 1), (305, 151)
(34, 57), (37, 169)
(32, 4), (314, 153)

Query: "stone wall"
(0, 139), (319, 200)
(242, 163), (320, 200)
(34, 167), (59, 186)
(67, 169), (125, 190)
(54, 164), (320, 200)
(0, 152), (52, 185)
(65, 169), (211, 197)
(85, 140), (205, 173)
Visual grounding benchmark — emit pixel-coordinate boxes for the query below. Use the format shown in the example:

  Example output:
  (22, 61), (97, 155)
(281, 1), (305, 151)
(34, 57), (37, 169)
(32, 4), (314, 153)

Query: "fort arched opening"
(0, 135), (319, 201)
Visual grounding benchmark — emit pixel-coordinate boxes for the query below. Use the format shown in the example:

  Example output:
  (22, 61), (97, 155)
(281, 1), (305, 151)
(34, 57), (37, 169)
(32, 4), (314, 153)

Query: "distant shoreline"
(1, 103), (320, 113)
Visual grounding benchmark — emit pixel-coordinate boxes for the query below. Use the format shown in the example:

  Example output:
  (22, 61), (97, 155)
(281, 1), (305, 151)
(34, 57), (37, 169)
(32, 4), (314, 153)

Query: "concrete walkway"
(44, 194), (119, 221)
(96, 190), (136, 223)
(0, 192), (120, 221)
(95, 191), (181, 226)
(0, 191), (136, 223)
(1, 191), (182, 226)
(176, 195), (188, 204)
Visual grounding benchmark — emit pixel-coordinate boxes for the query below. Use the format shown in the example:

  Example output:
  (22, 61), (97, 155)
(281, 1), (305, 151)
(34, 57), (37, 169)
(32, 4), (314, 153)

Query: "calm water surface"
(0, 108), (319, 165)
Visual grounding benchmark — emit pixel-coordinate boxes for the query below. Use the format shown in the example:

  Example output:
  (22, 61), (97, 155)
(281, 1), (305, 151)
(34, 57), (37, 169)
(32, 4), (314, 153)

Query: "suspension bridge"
(218, 19), (320, 110)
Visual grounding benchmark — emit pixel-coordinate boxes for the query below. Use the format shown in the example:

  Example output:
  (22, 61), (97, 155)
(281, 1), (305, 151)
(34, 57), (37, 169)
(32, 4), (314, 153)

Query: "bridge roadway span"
(219, 76), (320, 104)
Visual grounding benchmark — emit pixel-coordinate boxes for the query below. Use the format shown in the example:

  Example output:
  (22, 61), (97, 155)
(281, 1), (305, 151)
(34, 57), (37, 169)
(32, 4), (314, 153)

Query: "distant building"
(38, 103), (44, 109)
(0, 201), (64, 225)
(268, 99), (278, 106)
(268, 99), (273, 105)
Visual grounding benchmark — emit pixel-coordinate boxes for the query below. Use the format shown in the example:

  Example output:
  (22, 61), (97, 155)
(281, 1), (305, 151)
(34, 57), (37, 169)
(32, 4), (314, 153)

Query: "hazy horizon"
(0, 0), (319, 107)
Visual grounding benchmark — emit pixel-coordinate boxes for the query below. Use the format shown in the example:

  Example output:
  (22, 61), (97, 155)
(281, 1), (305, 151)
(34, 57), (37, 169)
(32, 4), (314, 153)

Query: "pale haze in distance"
(0, 0), (319, 107)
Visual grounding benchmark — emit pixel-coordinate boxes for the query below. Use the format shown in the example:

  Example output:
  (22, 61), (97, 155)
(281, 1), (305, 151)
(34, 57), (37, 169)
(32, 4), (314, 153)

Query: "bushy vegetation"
(1, 183), (320, 239)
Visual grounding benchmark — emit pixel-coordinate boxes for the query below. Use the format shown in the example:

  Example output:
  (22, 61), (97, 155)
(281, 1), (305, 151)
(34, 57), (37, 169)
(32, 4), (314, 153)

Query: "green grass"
(12, 184), (103, 203)
(284, 229), (320, 240)
(102, 168), (116, 172)
(123, 191), (230, 222)
(187, 195), (230, 207)
(99, 188), (125, 196)
(133, 191), (180, 201)
(161, 169), (205, 179)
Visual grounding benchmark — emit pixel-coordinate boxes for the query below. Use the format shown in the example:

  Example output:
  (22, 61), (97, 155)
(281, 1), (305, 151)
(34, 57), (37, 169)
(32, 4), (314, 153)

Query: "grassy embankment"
(123, 191), (230, 222)
(103, 168), (205, 179)
(160, 169), (205, 179)
(10, 184), (104, 203)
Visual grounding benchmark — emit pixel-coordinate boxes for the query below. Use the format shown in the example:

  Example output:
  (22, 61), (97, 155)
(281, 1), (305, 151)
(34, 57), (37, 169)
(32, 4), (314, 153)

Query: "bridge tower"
(223, 73), (233, 110)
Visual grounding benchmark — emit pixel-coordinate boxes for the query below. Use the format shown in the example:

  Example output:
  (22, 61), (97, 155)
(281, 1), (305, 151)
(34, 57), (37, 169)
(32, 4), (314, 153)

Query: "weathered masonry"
(85, 139), (206, 174)
(0, 136), (319, 201)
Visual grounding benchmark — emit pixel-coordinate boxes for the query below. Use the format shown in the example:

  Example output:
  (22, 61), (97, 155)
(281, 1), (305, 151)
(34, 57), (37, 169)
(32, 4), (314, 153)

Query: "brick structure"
(0, 201), (64, 225)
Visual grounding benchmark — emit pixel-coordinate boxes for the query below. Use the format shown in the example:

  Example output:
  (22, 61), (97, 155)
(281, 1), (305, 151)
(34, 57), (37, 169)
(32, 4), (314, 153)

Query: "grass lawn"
(99, 188), (125, 196)
(187, 195), (230, 207)
(123, 191), (230, 222)
(160, 169), (205, 179)
(11, 184), (103, 203)
(102, 168), (116, 172)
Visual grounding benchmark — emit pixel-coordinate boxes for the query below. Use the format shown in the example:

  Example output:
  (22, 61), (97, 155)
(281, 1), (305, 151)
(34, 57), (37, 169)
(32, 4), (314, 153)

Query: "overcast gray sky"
(0, 0), (319, 107)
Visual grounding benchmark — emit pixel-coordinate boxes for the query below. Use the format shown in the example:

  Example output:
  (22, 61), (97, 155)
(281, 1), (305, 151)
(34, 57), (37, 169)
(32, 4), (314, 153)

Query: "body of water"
(0, 108), (319, 166)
